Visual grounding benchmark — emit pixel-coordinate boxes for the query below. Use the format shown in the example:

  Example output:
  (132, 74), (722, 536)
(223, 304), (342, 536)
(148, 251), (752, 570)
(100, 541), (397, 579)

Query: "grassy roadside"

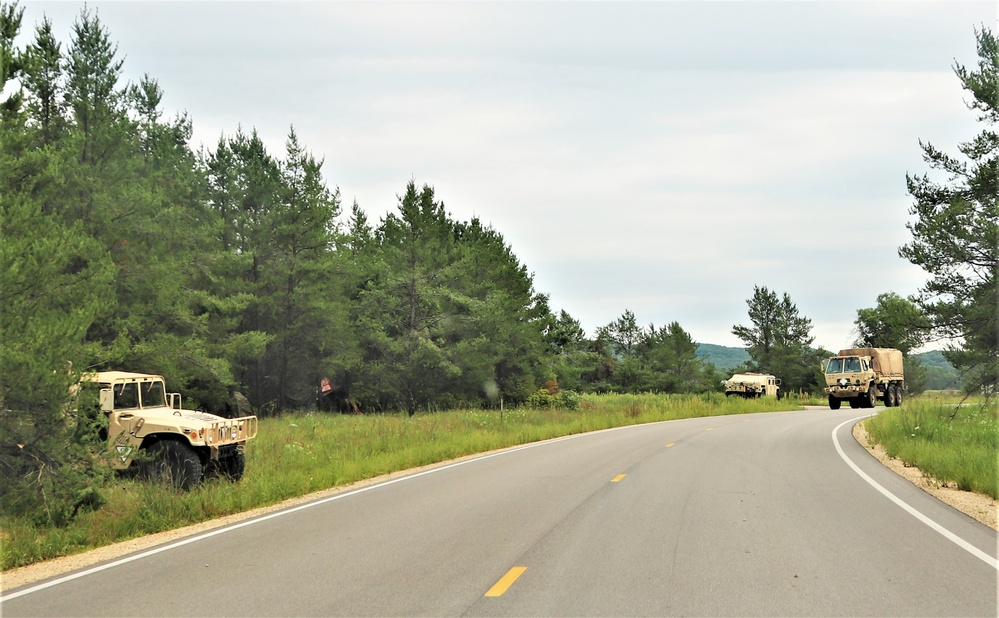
(863, 396), (998, 499)
(0, 393), (799, 570)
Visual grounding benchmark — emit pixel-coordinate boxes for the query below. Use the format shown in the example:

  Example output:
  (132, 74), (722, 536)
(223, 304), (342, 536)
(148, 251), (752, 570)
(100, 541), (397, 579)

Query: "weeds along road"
(3, 408), (997, 617)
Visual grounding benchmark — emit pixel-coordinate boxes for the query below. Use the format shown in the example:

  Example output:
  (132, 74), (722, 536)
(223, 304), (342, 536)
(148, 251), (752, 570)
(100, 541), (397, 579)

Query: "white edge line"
(833, 415), (998, 570)
(2, 422), (654, 603)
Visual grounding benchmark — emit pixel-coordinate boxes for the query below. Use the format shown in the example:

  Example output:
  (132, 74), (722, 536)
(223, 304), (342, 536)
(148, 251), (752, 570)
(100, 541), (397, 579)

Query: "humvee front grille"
(205, 416), (258, 445)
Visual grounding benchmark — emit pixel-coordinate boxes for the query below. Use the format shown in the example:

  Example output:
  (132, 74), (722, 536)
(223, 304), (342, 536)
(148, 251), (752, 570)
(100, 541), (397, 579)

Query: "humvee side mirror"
(820, 359), (828, 372)
(99, 389), (113, 413)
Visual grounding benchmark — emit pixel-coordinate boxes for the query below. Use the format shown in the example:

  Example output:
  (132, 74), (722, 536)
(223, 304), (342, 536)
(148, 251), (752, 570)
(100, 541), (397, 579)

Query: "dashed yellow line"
(665, 442), (675, 447)
(485, 566), (527, 597)
(705, 427), (714, 431)
(611, 474), (627, 482)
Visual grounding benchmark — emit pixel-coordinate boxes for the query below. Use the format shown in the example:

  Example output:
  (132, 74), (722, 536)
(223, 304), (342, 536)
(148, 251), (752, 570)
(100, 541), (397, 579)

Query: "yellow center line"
(611, 474), (627, 482)
(705, 427), (714, 431)
(485, 566), (527, 597)
(665, 442), (675, 447)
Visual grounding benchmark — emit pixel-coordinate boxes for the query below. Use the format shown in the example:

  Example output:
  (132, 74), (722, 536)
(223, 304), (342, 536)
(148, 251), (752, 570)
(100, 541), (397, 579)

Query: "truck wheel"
(883, 387), (894, 407)
(865, 387), (877, 408)
(828, 396), (841, 410)
(143, 441), (202, 490)
(220, 452), (246, 482)
(894, 385), (903, 406)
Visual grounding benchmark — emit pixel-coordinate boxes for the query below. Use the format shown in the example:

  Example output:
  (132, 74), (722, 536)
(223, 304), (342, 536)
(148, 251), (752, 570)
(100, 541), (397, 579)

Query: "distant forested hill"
(913, 350), (962, 390)
(697, 344), (961, 390)
(695, 344), (750, 372)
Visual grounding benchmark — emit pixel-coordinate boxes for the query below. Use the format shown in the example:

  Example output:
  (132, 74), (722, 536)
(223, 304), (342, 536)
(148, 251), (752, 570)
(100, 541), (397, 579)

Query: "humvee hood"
(136, 406), (233, 425)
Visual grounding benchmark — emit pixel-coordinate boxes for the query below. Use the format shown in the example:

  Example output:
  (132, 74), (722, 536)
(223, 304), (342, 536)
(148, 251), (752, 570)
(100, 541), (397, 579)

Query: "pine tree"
(732, 286), (820, 393)
(64, 6), (124, 168)
(854, 293), (931, 355)
(258, 128), (342, 410)
(593, 310), (647, 392)
(363, 181), (467, 414)
(544, 309), (602, 392)
(900, 26), (998, 394)
(21, 15), (65, 144)
(0, 2), (114, 524)
(640, 322), (713, 393)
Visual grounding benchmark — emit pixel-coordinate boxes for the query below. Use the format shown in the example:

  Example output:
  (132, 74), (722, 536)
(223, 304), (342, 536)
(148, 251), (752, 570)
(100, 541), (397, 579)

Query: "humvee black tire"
(220, 452), (246, 481)
(828, 396), (841, 410)
(143, 440), (202, 490)
(849, 398), (860, 409)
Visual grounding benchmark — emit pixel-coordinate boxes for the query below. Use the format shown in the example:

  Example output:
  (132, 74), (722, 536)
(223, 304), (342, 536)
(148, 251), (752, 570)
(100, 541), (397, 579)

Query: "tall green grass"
(864, 398), (998, 499)
(1, 393), (799, 570)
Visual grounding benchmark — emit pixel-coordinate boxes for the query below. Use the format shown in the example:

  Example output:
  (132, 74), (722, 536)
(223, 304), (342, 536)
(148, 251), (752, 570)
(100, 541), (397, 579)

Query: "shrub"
(525, 386), (581, 410)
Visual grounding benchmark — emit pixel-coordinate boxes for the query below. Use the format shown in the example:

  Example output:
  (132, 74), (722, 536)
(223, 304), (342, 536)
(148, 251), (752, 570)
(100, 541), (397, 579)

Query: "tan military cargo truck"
(724, 372), (781, 398)
(80, 371), (257, 489)
(823, 348), (904, 410)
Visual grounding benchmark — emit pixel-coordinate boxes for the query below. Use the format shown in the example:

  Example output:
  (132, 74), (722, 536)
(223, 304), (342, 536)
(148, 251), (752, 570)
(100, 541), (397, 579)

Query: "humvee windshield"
(112, 380), (166, 409)
(140, 380), (167, 407)
(113, 383), (138, 410)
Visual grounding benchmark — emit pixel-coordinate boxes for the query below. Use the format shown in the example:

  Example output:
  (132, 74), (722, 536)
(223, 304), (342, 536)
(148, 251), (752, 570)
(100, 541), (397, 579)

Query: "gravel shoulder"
(3, 418), (996, 592)
(853, 420), (997, 530)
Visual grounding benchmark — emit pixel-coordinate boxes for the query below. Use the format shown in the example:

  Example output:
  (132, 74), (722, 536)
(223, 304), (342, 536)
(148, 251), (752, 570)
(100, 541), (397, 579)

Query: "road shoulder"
(853, 420), (997, 531)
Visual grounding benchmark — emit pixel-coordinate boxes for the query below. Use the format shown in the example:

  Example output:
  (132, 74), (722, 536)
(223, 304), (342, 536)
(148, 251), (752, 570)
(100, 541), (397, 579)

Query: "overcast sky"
(16, 1), (993, 351)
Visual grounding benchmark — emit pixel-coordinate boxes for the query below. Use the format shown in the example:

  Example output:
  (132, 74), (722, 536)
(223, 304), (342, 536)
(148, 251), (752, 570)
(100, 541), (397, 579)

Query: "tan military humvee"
(80, 371), (257, 489)
(724, 372), (781, 398)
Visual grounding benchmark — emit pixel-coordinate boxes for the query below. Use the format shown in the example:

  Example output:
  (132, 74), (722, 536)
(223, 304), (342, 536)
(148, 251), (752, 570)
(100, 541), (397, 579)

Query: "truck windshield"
(140, 381), (167, 407)
(826, 358), (862, 373)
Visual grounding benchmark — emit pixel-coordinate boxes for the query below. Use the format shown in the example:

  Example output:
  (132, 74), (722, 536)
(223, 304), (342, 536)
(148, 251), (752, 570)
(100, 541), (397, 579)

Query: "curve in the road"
(832, 415), (998, 570)
(3, 411), (997, 613)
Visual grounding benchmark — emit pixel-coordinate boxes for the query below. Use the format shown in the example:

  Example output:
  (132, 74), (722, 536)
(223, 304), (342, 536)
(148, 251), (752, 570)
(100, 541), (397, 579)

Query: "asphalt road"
(2, 408), (997, 616)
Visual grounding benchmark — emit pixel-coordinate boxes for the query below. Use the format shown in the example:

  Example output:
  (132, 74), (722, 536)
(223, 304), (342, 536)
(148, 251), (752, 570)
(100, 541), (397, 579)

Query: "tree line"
(0, 4), (746, 421)
(0, 3), (993, 524)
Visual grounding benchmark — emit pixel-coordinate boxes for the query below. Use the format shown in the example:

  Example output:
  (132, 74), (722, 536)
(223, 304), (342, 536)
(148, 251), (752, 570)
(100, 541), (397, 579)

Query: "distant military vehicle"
(79, 371), (257, 489)
(823, 348), (905, 410)
(724, 373), (781, 398)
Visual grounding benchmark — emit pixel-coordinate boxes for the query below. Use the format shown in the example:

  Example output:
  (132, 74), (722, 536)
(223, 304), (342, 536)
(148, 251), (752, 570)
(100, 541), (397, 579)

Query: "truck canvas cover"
(837, 348), (904, 376)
